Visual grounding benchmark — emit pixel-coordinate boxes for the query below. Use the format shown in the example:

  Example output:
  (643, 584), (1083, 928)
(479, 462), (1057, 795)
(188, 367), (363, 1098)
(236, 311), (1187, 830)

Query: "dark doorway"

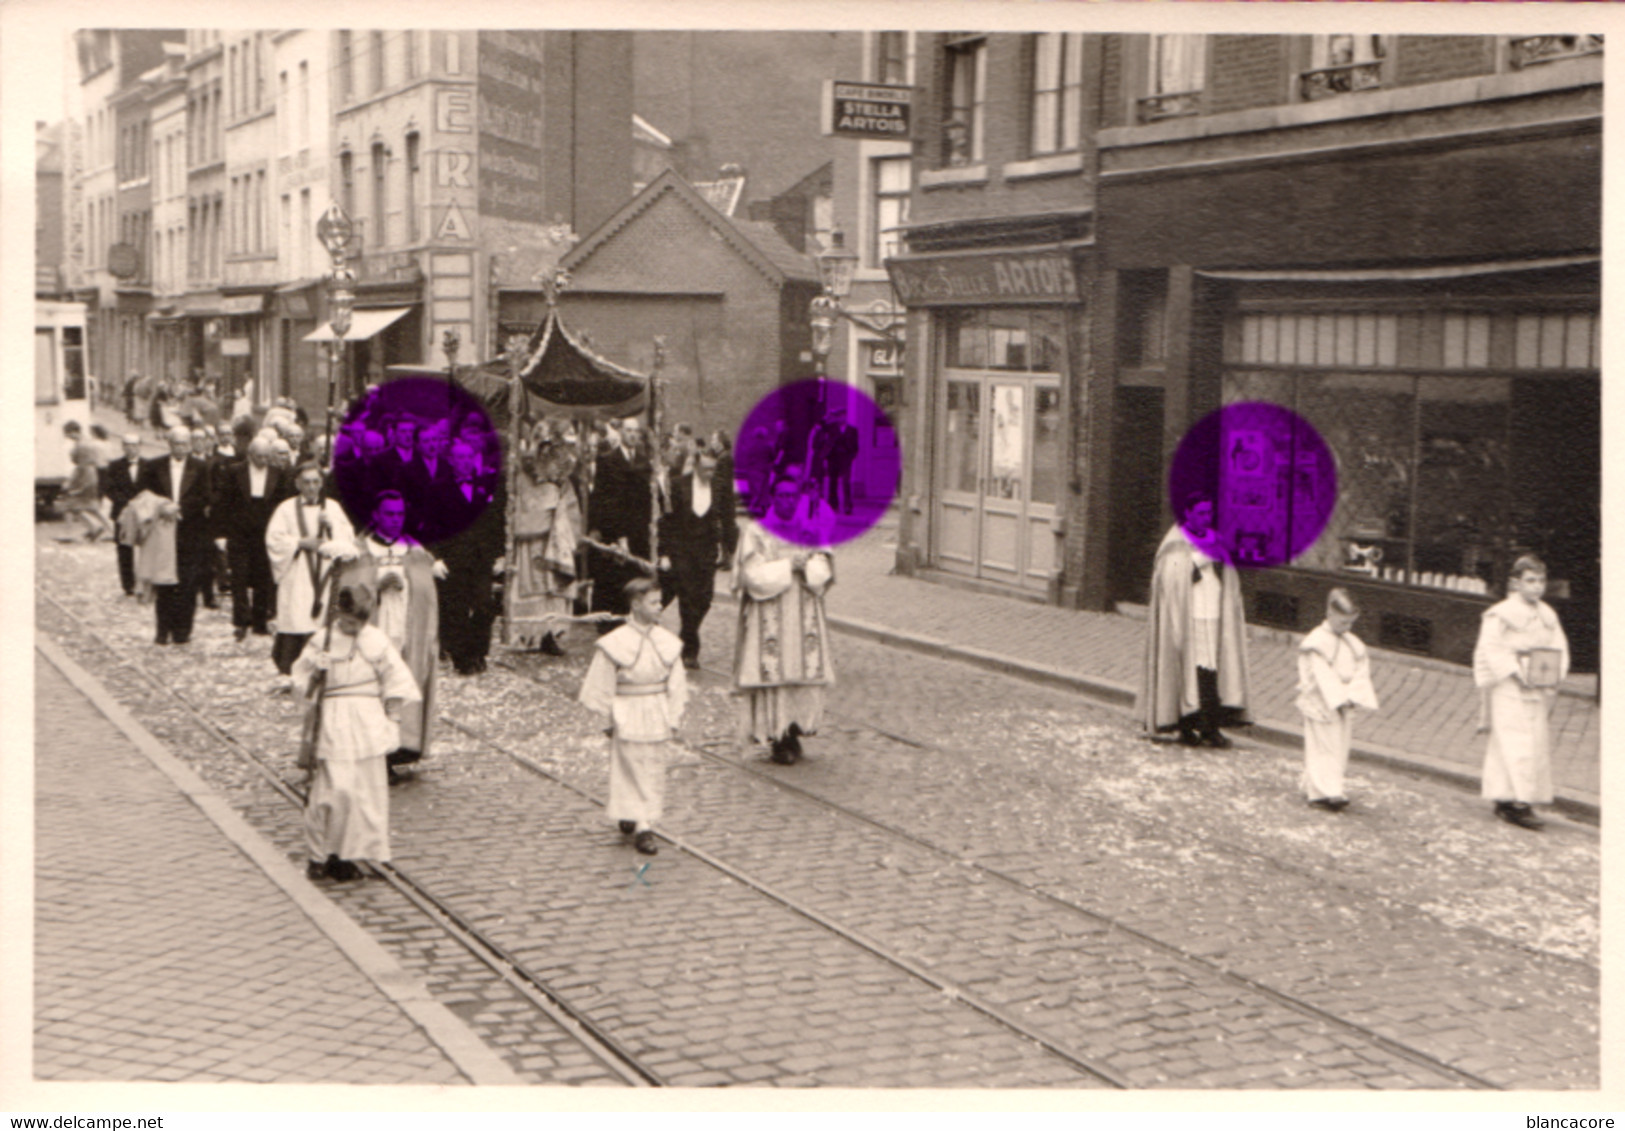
(1108, 384), (1166, 605)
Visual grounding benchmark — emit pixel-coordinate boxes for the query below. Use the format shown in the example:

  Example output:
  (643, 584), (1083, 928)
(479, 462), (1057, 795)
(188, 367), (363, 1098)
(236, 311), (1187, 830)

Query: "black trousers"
(227, 541), (274, 632)
(153, 543), (202, 642)
(273, 632), (312, 676)
(441, 562), (496, 670)
(826, 463), (854, 513)
(660, 562), (714, 662)
(1179, 667), (1224, 738)
(116, 543), (135, 595)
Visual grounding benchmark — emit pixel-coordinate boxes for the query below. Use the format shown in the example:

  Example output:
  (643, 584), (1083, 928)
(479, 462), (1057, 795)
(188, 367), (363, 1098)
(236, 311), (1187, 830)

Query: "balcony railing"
(1137, 89), (1202, 123)
(1509, 35), (1603, 69)
(1299, 61), (1383, 101)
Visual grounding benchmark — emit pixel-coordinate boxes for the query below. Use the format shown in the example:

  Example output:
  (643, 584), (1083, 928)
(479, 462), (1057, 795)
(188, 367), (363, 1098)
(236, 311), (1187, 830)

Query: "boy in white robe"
(295, 582), (421, 881)
(578, 578), (688, 856)
(1295, 588), (1379, 811)
(266, 462), (358, 677)
(1474, 555), (1569, 831)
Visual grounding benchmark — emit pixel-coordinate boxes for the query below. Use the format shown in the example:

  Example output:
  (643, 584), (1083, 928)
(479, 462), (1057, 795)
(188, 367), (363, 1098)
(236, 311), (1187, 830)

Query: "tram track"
(37, 584), (1526, 1089)
(490, 657), (1501, 1091)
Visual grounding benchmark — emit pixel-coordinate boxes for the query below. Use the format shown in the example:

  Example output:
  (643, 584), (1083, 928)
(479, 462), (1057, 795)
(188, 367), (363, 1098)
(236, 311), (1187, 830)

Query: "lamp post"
(316, 200), (356, 454)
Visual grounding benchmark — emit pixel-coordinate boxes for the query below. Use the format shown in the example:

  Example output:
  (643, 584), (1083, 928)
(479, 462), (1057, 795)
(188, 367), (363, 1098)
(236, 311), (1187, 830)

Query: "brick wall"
(1207, 36), (1288, 115)
(1393, 36), (1497, 88)
(560, 188), (791, 436)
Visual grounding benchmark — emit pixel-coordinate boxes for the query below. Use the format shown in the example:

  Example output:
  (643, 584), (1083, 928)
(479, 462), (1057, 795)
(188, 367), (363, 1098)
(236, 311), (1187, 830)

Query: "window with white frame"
(874, 31), (910, 84)
(944, 35), (987, 167)
(1302, 35), (1386, 100)
(1030, 32), (1084, 155)
(1140, 35), (1205, 122)
(870, 156), (910, 266)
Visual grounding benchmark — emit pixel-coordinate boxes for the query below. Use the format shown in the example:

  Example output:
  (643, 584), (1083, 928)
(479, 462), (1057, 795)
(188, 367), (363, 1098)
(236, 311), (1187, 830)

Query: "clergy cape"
(1137, 523), (1252, 733)
(1473, 596), (1569, 804)
(335, 533), (440, 758)
(121, 490), (178, 593)
(731, 520), (836, 691)
(266, 497), (357, 635)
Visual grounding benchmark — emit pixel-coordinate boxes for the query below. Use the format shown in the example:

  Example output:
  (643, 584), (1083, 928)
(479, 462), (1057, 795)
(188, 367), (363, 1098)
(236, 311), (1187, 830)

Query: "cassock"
(1137, 523), (1252, 738)
(336, 531), (441, 763)
(294, 623), (420, 866)
(266, 495), (357, 673)
(1295, 623), (1379, 801)
(1474, 596), (1569, 804)
(731, 519), (835, 745)
(578, 621), (687, 832)
(509, 467), (581, 648)
(435, 476), (504, 674)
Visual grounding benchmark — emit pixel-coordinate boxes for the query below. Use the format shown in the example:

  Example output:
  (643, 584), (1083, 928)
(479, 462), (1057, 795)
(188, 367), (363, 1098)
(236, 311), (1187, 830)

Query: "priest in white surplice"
(731, 474), (836, 766)
(266, 461), (357, 677)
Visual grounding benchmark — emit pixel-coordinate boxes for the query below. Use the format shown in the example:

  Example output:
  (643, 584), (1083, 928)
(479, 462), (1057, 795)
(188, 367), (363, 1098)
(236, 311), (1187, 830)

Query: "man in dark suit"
(398, 419), (453, 544)
(586, 417), (653, 622)
(659, 450), (733, 668)
(138, 425), (213, 645)
(100, 433), (145, 595)
(376, 414), (419, 495)
(812, 407), (861, 515)
(435, 439), (505, 674)
(212, 434), (288, 641)
(100, 432), (145, 598)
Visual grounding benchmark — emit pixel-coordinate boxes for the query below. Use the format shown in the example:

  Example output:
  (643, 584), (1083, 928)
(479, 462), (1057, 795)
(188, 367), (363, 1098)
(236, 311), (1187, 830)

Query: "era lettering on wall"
(436, 201), (473, 242)
(437, 89), (474, 134)
(436, 151), (473, 188)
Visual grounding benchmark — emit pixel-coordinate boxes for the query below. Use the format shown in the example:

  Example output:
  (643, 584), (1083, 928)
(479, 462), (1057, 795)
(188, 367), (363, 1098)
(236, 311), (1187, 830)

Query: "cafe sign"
(887, 249), (1082, 306)
(822, 80), (912, 139)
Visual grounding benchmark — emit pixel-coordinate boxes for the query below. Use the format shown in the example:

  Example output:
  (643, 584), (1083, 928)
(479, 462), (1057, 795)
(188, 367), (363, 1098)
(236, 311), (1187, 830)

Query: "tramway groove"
(39, 591), (655, 1088)
(493, 655), (1500, 1091)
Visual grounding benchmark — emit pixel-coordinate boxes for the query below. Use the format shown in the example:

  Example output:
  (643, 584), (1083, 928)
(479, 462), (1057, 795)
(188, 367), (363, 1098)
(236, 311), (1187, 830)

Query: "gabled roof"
(562, 168), (817, 291)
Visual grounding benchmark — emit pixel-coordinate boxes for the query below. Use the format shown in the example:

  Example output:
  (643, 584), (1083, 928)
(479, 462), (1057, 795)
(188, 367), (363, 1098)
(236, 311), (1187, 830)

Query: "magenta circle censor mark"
(330, 376), (502, 546)
(1167, 401), (1336, 570)
(732, 378), (902, 547)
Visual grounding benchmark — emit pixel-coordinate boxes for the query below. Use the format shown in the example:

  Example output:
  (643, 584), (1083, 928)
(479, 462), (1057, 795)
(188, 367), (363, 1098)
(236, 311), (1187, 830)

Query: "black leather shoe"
(327, 858), (361, 881)
(769, 741), (797, 765)
(619, 819), (637, 836)
(1498, 803), (1545, 830)
(234, 625), (249, 641)
(540, 634), (565, 656)
(154, 633), (169, 645)
(1203, 731), (1234, 749)
(306, 860), (327, 880)
(1178, 728), (1202, 747)
(634, 831), (659, 856)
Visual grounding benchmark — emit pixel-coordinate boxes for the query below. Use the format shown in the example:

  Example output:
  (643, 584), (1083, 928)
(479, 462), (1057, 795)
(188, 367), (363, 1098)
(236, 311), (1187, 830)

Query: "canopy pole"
(648, 337), (667, 578)
(501, 328), (522, 647)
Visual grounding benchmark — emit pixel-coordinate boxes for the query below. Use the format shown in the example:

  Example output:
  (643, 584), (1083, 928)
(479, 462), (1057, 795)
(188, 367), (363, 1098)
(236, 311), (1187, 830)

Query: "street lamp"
(317, 200), (356, 452)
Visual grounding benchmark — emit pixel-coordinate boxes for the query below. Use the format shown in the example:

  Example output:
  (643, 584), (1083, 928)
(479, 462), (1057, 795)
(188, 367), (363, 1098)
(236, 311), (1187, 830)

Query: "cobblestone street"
(29, 520), (1600, 1089)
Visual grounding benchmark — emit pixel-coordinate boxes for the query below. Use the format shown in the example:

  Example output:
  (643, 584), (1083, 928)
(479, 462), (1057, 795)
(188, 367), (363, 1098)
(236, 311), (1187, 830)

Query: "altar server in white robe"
(1295, 588), (1379, 811)
(295, 582), (420, 881)
(1474, 555), (1569, 831)
(578, 578), (688, 856)
(266, 461), (357, 677)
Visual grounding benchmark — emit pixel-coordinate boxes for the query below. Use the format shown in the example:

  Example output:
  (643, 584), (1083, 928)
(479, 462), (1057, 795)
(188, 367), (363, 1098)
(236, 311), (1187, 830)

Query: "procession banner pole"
(647, 337), (666, 577)
(502, 324), (522, 647)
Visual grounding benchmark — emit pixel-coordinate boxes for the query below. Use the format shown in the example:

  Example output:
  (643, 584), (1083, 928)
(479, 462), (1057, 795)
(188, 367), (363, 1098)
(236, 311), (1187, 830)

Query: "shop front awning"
(1194, 255), (1599, 284)
(302, 307), (412, 342)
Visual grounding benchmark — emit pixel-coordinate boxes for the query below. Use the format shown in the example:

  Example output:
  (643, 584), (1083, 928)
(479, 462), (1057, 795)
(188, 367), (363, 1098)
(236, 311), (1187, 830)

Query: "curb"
(35, 634), (525, 1087)
(808, 608), (1601, 826)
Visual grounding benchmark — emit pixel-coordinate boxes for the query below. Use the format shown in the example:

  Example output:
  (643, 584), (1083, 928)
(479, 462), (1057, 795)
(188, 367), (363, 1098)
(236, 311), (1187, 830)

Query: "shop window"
(1378, 612), (1433, 655)
(1302, 35), (1387, 101)
(1140, 35), (1205, 123)
(1030, 32), (1084, 155)
(1030, 386), (1063, 505)
(943, 380), (981, 493)
(944, 35), (986, 167)
(946, 309), (1065, 373)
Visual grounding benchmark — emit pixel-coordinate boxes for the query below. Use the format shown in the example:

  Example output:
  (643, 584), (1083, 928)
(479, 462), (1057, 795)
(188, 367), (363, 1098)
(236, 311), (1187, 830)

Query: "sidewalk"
(32, 637), (518, 1086)
(730, 518), (1600, 816)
